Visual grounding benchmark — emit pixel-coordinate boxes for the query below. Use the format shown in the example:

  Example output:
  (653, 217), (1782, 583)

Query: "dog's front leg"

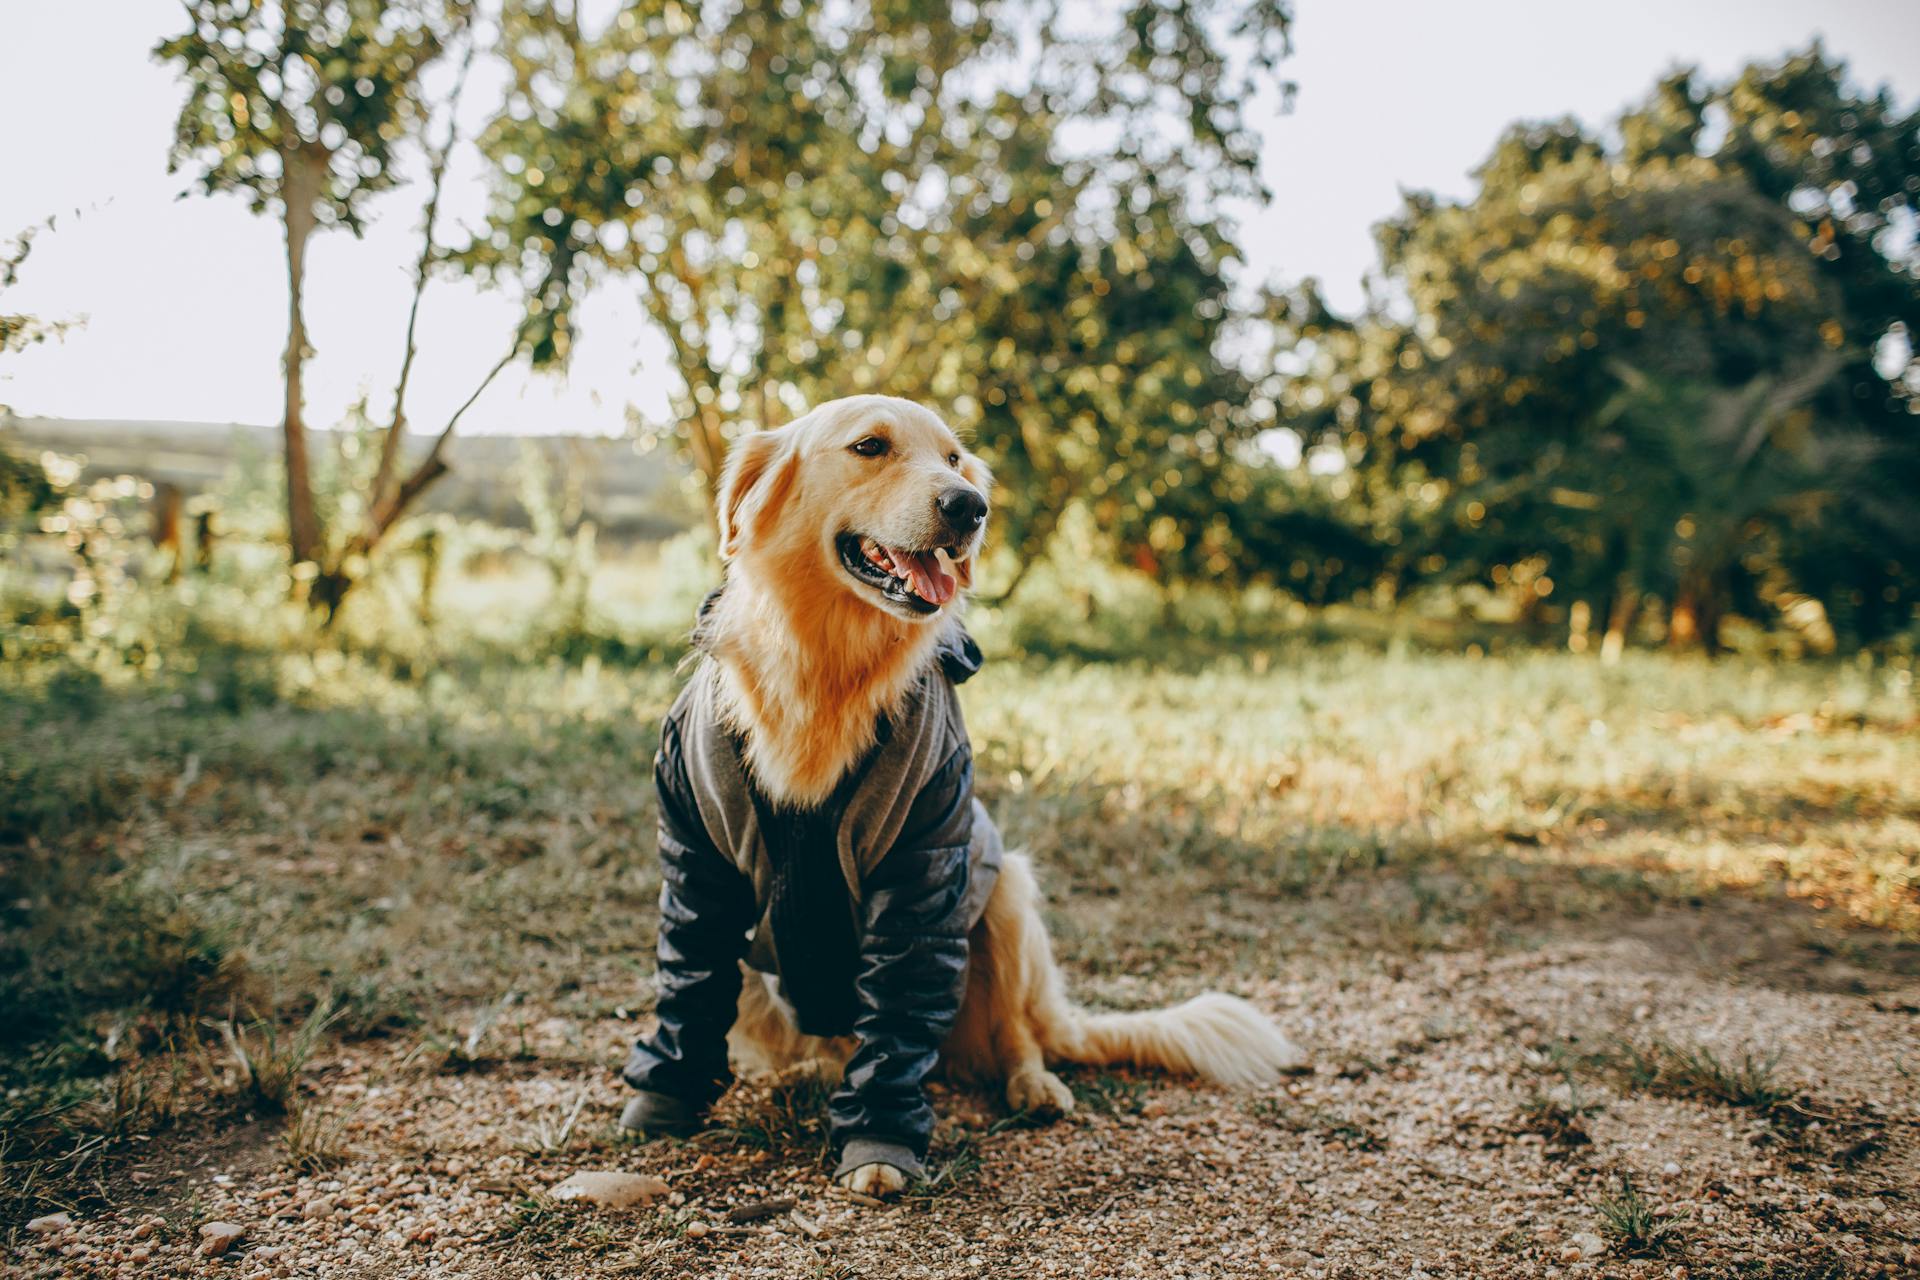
(828, 826), (976, 1197)
(620, 749), (759, 1133)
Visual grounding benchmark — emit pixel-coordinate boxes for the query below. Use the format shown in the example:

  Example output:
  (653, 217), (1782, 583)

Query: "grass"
(705, 1071), (836, 1166)
(1607, 1039), (1791, 1111)
(0, 569), (1916, 1222)
(1065, 1069), (1150, 1117)
(218, 999), (341, 1115)
(1514, 1085), (1595, 1150)
(1577, 1037), (1891, 1168)
(1594, 1174), (1690, 1257)
(281, 1099), (354, 1173)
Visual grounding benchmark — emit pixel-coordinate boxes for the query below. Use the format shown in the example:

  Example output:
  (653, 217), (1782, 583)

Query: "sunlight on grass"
(2, 564), (1915, 1219)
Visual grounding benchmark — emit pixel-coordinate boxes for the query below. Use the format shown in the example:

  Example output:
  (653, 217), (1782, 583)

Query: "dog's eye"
(948, 452), (960, 466)
(849, 436), (889, 458)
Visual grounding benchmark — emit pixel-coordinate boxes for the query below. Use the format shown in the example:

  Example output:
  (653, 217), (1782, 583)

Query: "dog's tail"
(990, 854), (1306, 1087)
(1048, 992), (1306, 1087)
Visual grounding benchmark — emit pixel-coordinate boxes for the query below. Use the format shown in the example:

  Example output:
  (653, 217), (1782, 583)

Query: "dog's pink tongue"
(900, 550), (955, 605)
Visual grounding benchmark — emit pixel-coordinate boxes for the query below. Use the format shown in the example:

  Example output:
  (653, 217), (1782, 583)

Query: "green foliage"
(0, 438), (58, 527)
(0, 220), (77, 364)
(1320, 48), (1920, 652)
(1295, 46), (1920, 649)
(155, 0), (461, 231)
(460, 0), (1298, 575)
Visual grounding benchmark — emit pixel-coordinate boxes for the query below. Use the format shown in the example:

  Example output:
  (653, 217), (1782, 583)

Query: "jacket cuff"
(834, 1136), (924, 1182)
(619, 1089), (704, 1138)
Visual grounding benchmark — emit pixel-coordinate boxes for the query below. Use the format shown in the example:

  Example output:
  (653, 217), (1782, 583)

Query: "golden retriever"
(698, 394), (1304, 1197)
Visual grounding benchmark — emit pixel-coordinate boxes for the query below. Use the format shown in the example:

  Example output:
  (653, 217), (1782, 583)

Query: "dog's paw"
(1006, 1067), (1076, 1120)
(839, 1162), (909, 1199)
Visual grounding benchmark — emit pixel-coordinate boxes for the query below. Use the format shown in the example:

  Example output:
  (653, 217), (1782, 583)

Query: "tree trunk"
(281, 149), (324, 571)
(687, 397), (728, 516)
(1668, 573), (1725, 656)
(1600, 582), (1638, 666)
(194, 509), (218, 573)
(151, 482), (184, 583)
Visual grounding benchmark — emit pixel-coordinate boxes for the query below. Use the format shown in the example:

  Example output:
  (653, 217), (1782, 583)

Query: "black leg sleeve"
(829, 746), (974, 1170)
(622, 718), (756, 1113)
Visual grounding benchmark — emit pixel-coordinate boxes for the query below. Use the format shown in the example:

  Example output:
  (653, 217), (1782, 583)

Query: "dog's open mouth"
(836, 534), (969, 612)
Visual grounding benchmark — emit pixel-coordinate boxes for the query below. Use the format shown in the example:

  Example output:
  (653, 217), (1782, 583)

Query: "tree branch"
(369, 24), (479, 514)
(357, 341), (517, 551)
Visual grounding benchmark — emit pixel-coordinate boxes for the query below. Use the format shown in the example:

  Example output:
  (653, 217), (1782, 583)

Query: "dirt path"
(14, 907), (1917, 1279)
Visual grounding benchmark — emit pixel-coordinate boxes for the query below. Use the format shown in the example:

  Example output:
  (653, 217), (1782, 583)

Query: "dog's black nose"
(937, 486), (987, 533)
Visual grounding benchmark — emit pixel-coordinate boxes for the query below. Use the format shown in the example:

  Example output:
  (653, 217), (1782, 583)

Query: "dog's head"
(715, 395), (992, 621)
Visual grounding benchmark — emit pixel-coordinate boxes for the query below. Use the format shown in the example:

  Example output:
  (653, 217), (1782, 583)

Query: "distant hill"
(3, 416), (699, 543)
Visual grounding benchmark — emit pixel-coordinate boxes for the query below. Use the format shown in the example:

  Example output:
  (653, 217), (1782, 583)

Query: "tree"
(1, 220), (78, 364)
(459, 0), (1295, 574)
(1307, 50), (1920, 651)
(2, 219), (77, 522)
(158, 0), (517, 615)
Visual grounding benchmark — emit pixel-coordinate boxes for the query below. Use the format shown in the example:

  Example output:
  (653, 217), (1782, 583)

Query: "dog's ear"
(716, 428), (795, 560)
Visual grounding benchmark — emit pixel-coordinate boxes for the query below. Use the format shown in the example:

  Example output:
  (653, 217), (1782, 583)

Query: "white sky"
(1, 0), (1915, 437)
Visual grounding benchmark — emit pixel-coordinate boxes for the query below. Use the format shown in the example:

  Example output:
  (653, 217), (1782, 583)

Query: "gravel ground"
(10, 909), (1917, 1280)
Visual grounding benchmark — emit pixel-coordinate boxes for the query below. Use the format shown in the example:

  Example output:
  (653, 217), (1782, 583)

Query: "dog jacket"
(622, 622), (1003, 1178)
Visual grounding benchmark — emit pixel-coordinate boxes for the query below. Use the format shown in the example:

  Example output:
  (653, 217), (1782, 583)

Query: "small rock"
(199, 1222), (246, 1256)
(1278, 1250), (1316, 1268)
(26, 1213), (72, 1235)
(548, 1171), (669, 1210)
(1572, 1231), (1607, 1260)
(302, 1197), (337, 1220)
(131, 1221), (156, 1240)
(683, 1220), (710, 1238)
(1661, 1161), (1681, 1179)
(1559, 1244), (1585, 1264)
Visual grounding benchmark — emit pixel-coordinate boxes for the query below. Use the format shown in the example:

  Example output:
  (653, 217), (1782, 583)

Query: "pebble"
(1662, 1162), (1682, 1179)
(1571, 1231), (1606, 1260)
(548, 1171), (670, 1209)
(303, 1196), (338, 1220)
(26, 1213), (72, 1234)
(199, 1221), (246, 1256)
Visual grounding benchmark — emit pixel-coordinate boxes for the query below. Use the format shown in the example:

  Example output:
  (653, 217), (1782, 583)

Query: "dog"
(620, 395), (1304, 1198)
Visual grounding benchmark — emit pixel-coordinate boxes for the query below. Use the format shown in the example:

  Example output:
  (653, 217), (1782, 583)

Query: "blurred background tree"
(157, 0), (520, 616)
(1294, 46), (1920, 652)
(1, 220), (75, 524)
(107, 15), (1916, 653)
(457, 0), (1295, 574)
